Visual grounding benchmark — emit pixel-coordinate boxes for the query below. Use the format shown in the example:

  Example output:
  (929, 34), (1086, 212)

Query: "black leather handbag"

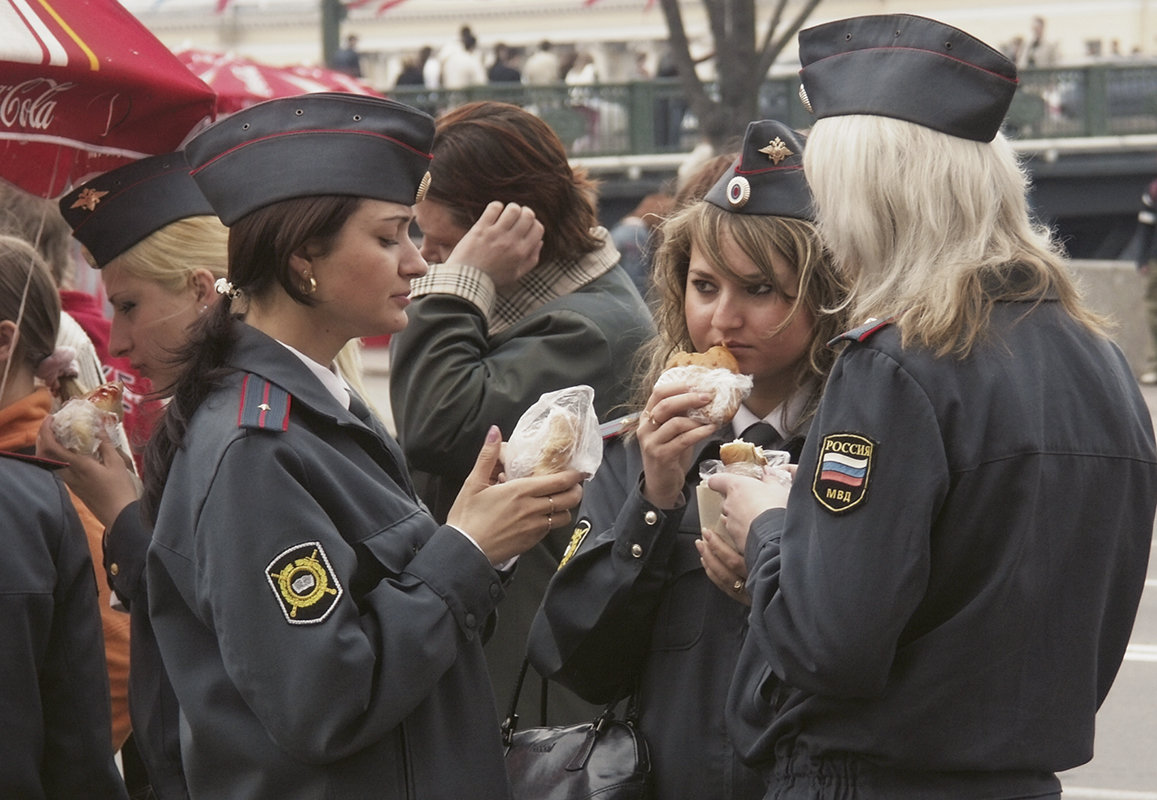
(501, 659), (652, 800)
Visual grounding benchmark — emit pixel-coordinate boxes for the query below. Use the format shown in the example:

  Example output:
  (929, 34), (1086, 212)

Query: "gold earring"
(301, 272), (318, 295)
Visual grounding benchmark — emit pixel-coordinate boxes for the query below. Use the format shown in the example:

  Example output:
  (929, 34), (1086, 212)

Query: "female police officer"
(708, 14), (1157, 799)
(528, 120), (848, 800)
(140, 94), (584, 797)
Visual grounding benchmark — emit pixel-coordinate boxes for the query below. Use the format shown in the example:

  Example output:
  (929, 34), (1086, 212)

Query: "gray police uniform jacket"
(727, 295), (1157, 798)
(106, 502), (188, 799)
(1, 452), (129, 800)
(527, 428), (776, 800)
(147, 324), (512, 799)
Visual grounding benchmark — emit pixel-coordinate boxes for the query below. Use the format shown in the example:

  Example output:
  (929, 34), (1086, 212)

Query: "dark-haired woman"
(390, 99), (655, 726)
(141, 94), (584, 797)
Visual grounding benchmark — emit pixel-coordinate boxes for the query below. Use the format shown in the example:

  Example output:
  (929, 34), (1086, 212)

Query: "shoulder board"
(0, 449), (67, 470)
(827, 317), (894, 347)
(237, 374), (292, 432)
(599, 413), (639, 440)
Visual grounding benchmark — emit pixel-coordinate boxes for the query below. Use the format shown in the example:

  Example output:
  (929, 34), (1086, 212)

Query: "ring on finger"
(645, 411), (657, 426)
(546, 513), (553, 532)
(732, 578), (745, 593)
(548, 495), (555, 515)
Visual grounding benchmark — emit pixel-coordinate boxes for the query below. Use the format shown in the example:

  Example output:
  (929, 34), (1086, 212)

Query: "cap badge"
(415, 171), (431, 204)
(266, 542), (343, 624)
(759, 137), (793, 165)
(70, 188), (108, 212)
(798, 84), (813, 114)
(725, 176), (751, 208)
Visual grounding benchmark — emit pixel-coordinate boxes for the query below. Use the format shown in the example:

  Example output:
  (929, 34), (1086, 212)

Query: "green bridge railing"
(386, 62), (1157, 157)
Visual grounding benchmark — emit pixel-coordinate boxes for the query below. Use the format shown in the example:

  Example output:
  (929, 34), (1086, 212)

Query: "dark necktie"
(740, 421), (806, 463)
(739, 421), (781, 449)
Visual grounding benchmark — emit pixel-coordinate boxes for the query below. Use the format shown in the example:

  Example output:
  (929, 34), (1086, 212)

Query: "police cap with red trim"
(703, 119), (812, 220)
(59, 151), (214, 267)
(798, 14), (1018, 142)
(185, 93), (434, 226)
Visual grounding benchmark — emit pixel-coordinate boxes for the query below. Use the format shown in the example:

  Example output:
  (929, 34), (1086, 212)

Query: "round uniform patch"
(812, 433), (876, 514)
(726, 176), (751, 208)
(266, 542), (343, 624)
(557, 519), (592, 570)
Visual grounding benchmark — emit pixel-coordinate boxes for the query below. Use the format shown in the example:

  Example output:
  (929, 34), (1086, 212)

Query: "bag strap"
(501, 656), (642, 748)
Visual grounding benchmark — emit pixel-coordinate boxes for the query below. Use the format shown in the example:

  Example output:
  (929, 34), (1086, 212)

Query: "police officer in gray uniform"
(527, 120), (848, 800)
(55, 152), (217, 800)
(141, 94), (585, 798)
(707, 15), (1157, 799)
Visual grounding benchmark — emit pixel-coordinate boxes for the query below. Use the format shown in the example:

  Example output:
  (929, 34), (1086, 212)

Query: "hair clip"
(214, 278), (241, 299)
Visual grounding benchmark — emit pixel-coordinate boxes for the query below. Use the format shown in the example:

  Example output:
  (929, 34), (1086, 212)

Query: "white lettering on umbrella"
(0, 78), (72, 131)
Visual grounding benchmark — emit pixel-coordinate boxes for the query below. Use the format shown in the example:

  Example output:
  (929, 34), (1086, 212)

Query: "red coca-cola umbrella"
(0, 0), (217, 198)
(174, 49), (383, 116)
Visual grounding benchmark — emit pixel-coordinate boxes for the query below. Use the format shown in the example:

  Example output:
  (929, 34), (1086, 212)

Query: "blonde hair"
(803, 115), (1104, 357)
(106, 216), (371, 401)
(107, 216), (229, 287)
(630, 201), (848, 436)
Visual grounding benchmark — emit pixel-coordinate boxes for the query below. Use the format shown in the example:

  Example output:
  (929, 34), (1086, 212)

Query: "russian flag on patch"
(812, 432), (876, 514)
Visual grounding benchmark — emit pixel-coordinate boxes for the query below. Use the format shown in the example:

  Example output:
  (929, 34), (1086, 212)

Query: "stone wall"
(1070, 260), (1150, 375)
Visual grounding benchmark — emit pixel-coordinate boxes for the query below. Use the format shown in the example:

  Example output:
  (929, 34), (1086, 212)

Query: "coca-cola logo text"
(0, 79), (74, 131)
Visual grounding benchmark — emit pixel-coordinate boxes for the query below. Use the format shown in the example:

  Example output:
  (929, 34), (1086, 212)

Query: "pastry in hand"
(719, 439), (769, 467)
(51, 382), (125, 455)
(656, 344), (751, 425)
(531, 407), (579, 476)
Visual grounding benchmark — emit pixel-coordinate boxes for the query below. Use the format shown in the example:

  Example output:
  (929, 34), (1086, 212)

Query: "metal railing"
(387, 63), (1157, 158)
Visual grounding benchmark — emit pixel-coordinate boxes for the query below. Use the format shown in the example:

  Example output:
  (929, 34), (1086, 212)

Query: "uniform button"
(644, 510), (658, 526)
(465, 613), (477, 629)
(489, 583), (500, 599)
(631, 544), (643, 558)
(110, 563), (119, 576)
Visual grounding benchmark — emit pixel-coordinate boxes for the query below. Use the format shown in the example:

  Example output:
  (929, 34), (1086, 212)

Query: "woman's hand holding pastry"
(36, 417), (141, 527)
(449, 425), (584, 565)
(705, 471), (792, 556)
(638, 382), (716, 509)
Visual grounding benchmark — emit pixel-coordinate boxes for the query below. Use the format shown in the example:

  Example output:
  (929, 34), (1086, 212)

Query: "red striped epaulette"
(0, 449), (67, 470)
(827, 317), (893, 347)
(237, 374), (292, 432)
(599, 413), (639, 440)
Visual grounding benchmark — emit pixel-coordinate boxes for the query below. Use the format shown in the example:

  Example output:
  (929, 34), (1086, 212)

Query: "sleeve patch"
(266, 542), (343, 624)
(812, 433), (876, 514)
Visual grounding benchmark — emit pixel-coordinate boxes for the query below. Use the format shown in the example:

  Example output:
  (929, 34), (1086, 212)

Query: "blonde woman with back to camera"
(708, 15), (1157, 799)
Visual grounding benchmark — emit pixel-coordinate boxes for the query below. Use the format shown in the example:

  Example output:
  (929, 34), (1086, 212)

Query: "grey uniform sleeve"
(528, 442), (685, 703)
(745, 345), (949, 699)
(182, 434), (502, 762)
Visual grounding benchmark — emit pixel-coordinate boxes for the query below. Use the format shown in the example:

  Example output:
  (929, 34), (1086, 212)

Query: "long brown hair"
(424, 101), (601, 266)
(0, 235), (59, 372)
